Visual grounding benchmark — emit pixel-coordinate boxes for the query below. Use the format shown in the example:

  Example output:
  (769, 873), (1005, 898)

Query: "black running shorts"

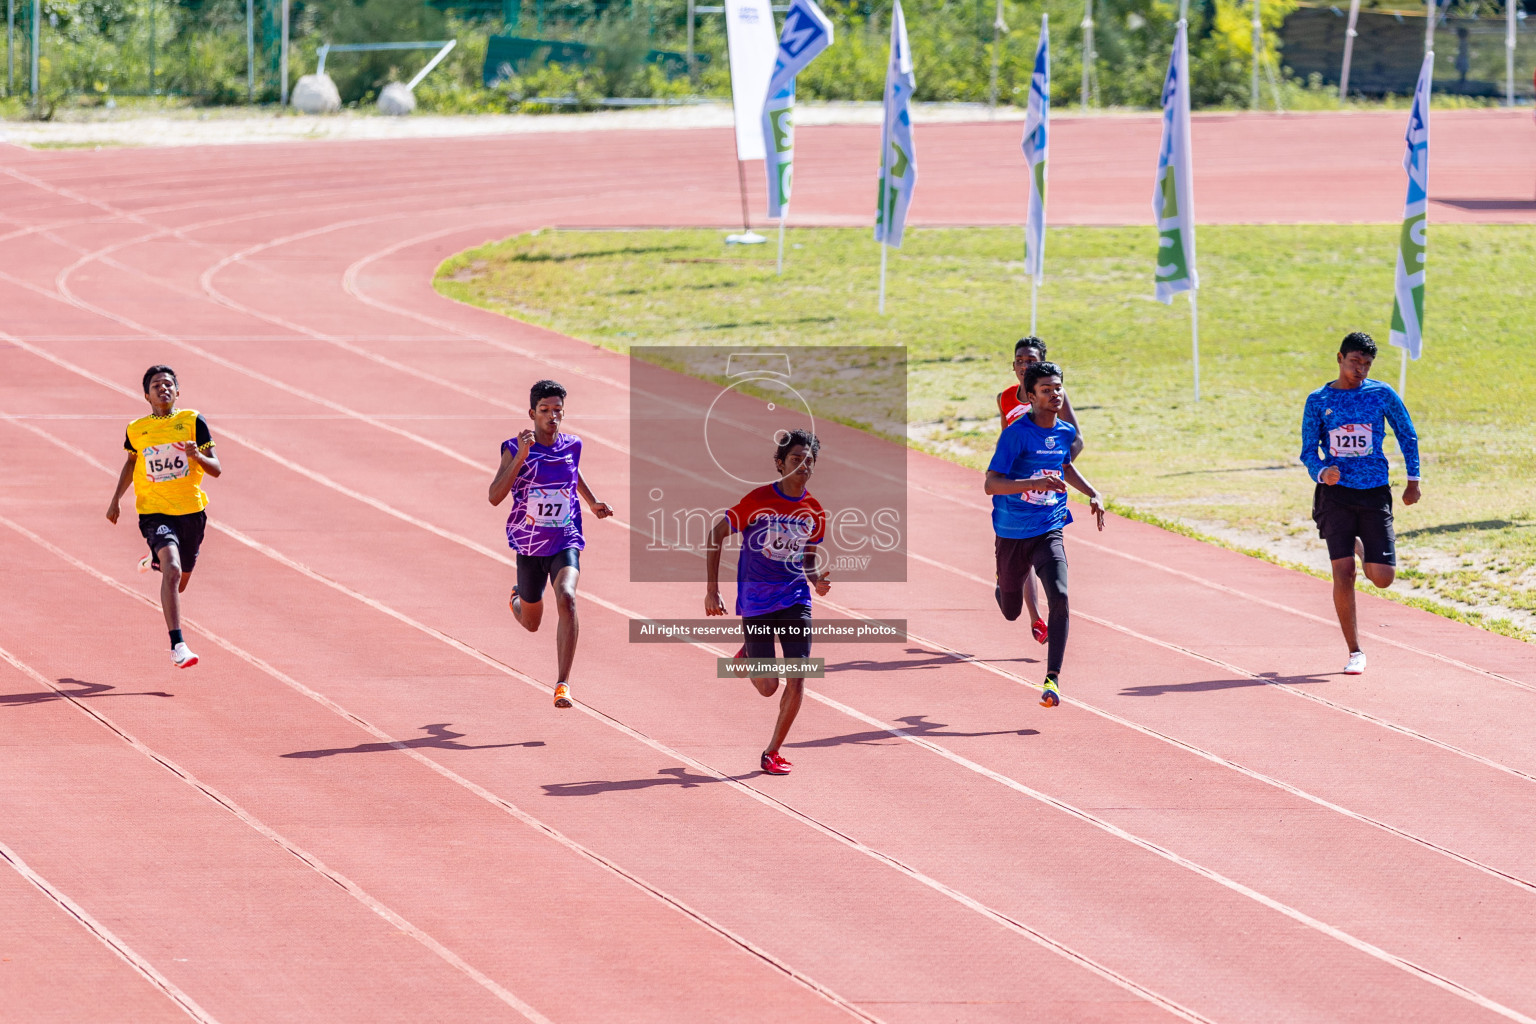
(138, 511), (208, 572)
(516, 547), (581, 604)
(742, 603), (813, 660)
(1313, 483), (1396, 566)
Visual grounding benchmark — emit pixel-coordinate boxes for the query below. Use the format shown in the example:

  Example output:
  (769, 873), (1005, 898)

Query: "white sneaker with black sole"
(1343, 650), (1367, 675)
(171, 642), (198, 669)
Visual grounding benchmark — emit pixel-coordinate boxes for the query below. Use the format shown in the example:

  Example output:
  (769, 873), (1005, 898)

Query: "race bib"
(142, 442), (190, 483)
(1021, 469), (1064, 506)
(526, 486), (574, 528)
(1328, 424), (1374, 458)
(759, 522), (808, 563)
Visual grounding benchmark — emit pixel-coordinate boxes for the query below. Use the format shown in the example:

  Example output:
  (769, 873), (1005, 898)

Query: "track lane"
(9, 356), (1536, 1019)
(4, 115), (1534, 1022)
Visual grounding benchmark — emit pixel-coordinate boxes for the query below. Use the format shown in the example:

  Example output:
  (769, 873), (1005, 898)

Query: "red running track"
(2, 114), (1535, 1023)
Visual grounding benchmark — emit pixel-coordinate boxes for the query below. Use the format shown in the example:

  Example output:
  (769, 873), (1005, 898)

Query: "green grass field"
(435, 225), (1536, 638)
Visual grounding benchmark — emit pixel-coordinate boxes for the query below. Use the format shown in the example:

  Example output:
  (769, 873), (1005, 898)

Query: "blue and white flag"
(1153, 19), (1197, 303)
(762, 0), (834, 219)
(874, 0), (917, 247)
(1389, 52), (1431, 360)
(1021, 15), (1049, 282)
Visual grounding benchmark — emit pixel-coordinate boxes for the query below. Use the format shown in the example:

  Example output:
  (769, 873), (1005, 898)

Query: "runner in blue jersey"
(704, 428), (831, 776)
(489, 380), (614, 708)
(986, 362), (1106, 708)
(1300, 332), (1422, 675)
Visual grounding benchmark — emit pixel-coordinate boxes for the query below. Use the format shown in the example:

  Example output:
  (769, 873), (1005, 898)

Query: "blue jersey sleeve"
(1299, 393), (1328, 482)
(1384, 389), (1421, 480)
(988, 427), (1021, 476)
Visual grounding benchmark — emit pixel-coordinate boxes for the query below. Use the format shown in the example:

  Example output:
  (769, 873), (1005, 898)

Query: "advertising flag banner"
(762, 0), (834, 218)
(1389, 52), (1431, 361)
(1153, 20), (1197, 303)
(874, 0), (917, 247)
(1022, 15), (1049, 281)
(724, 0), (778, 161)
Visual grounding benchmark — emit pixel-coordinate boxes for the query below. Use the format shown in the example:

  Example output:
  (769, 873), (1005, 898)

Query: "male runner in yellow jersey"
(106, 366), (222, 668)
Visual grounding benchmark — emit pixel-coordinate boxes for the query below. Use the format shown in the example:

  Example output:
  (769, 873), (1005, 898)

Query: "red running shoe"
(1031, 618), (1048, 645)
(735, 645), (747, 659)
(761, 750), (793, 775)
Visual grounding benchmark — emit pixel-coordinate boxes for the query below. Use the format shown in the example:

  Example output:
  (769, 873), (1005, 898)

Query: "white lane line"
(12, 338), (1536, 1019)
(335, 216), (1535, 695)
(0, 436), (884, 1024)
(13, 321), (1536, 864)
(0, 838), (222, 1024)
(905, 548), (1536, 786)
(11, 409), (1530, 1024)
(23, 281), (1520, 793)
(0, 639), (555, 1024)
(0, 419), (1200, 1024)
(10, 180), (1534, 1015)
(908, 479), (1535, 692)
(819, 592), (1536, 897)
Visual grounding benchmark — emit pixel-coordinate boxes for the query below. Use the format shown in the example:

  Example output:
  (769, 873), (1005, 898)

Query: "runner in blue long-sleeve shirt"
(1300, 332), (1423, 675)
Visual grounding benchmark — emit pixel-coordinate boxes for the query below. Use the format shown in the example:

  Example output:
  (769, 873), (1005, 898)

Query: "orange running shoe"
(553, 682), (572, 709)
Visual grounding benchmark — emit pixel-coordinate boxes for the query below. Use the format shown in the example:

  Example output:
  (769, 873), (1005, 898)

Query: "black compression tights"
(997, 539), (1070, 676)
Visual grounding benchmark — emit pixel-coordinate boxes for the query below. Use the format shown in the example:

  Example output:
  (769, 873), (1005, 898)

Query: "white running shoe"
(171, 642), (199, 669)
(138, 556), (154, 574)
(1343, 650), (1367, 675)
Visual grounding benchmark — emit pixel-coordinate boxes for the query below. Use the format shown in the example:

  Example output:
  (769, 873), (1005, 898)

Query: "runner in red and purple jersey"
(705, 428), (830, 776)
(489, 379), (613, 709)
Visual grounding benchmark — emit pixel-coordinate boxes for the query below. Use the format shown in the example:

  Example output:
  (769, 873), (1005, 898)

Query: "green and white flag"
(1389, 52), (1431, 361)
(1021, 15), (1049, 283)
(761, 0), (834, 219)
(874, 0), (916, 247)
(1153, 19), (1196, 303)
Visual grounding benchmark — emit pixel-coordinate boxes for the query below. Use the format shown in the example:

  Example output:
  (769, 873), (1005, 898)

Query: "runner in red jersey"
(998, 337), (1084, 643)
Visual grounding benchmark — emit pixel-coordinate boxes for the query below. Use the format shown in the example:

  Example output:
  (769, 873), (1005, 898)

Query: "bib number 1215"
(1328, 424), (1373, 458)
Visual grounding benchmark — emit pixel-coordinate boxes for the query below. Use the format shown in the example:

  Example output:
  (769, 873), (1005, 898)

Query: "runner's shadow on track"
(1, 678), (173, 707)
(786, 715), (1038, 749)
(824, 648), (972, 673)
(281, 724), (544, 759)
(1119, 671), (1330, 697)
(540, 766), (730, 797)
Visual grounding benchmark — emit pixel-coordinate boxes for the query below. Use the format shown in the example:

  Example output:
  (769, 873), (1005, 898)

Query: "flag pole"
(1339, 0), (1361, 101)
(878, 243), (888, 314)
(777, 214), (786, 275)
(1400, 347), (1408, 396)
(737, 159), (752, 232)
(1030, 277), (1038, 335)
(1190, 287), (1201, 402)
(1251, 0), (1261, 110)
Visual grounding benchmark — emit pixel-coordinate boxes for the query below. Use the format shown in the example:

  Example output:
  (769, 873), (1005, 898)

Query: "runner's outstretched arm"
(984, 471), (1066, 496)
(704, 517), (730, 616)
(1063, 464), (1107, 531)
(575, 471), (614, 519)
(1299, 394), (1331, 484)
(802, 549), (830, 597)
(1384, 390), (1423, 506)
(105, 451), (135, 524)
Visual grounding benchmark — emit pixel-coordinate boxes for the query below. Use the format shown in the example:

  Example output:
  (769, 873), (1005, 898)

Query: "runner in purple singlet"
(489, 380), (614, 708)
